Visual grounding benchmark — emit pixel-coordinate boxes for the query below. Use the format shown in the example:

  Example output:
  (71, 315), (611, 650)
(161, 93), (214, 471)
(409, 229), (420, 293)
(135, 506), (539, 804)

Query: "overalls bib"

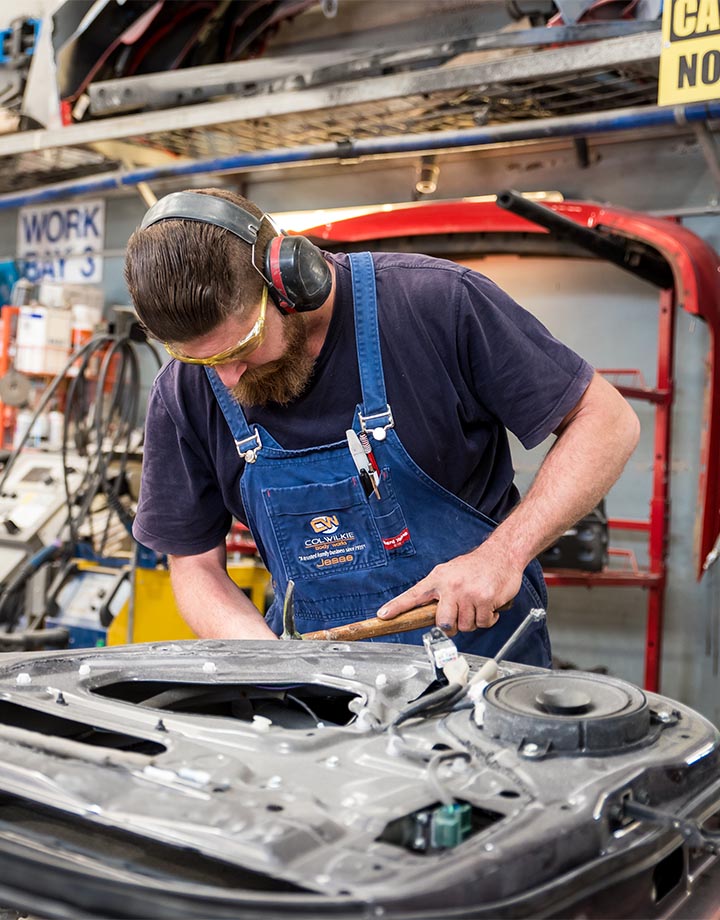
(207, 252), (551, 666)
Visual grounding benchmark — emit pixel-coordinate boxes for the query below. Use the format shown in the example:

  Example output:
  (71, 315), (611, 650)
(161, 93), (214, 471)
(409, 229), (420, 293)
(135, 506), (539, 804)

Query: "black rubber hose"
(496, 189), (675, 289)
(0, 627), (70, 651)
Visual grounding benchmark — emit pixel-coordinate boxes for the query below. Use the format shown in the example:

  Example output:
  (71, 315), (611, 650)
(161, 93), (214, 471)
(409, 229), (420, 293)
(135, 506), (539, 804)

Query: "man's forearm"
(169, 545), (277, 639)
(377, 372), (639, 631)
(484, 372), (640, 569)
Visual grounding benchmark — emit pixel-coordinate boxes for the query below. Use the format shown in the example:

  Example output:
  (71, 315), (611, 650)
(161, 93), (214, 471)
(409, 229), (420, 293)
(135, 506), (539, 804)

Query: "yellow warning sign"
(659, 0), (720, 104)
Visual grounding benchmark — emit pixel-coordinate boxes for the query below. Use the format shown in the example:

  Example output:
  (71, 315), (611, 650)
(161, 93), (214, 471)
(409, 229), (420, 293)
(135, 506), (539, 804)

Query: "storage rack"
(543, 290), (675, 692)
(0, 21), (706, 205)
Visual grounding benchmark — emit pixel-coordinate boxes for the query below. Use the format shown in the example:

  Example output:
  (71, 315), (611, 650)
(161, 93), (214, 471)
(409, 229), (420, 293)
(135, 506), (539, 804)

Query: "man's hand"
(377, 540), (524, 635)
(170, 543), (277, 639)
(377, 372), (639, 636)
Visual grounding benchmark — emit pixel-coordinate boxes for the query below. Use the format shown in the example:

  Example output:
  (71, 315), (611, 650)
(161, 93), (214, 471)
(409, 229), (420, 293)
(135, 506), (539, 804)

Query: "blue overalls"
(206, 252), (551, 666)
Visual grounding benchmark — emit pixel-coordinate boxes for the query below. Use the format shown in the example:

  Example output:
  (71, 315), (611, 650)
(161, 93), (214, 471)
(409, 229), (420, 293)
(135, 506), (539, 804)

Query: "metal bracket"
(551, 0), (599, 24)
(359, 405), (395, 441)
(235, 429), (262, 463)
(623, 799), (720, 853)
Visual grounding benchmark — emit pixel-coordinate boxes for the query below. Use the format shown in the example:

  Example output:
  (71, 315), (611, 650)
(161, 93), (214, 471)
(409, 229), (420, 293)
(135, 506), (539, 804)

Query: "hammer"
(280, 579), (438, 641)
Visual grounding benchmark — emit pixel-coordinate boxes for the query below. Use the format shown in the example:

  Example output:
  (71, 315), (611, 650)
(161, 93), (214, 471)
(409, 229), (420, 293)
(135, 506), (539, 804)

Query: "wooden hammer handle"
(300, 596), (514, 642)
(301, 603), (438, 641)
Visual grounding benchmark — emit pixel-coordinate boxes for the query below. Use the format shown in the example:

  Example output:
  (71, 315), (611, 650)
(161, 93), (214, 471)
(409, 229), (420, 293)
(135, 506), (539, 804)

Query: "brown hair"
(123, 187), (275, 343)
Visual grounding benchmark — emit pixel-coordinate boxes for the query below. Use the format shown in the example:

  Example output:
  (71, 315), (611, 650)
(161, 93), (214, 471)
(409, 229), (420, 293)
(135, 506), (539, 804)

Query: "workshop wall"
(0, 128), (716, 724)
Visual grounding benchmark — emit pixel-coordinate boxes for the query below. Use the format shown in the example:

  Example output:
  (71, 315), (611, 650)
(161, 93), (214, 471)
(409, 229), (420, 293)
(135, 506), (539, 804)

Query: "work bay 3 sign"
(17, 199), (106, 284)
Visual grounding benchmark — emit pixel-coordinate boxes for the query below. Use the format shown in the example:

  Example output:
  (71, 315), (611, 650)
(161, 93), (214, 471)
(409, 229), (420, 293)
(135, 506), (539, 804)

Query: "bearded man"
(125, 187), (639, 663)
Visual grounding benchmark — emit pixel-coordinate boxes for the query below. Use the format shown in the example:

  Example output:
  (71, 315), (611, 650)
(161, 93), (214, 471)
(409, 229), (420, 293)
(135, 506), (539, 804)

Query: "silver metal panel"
(0, 640), (716, 918)
(86, 22), (660, 117)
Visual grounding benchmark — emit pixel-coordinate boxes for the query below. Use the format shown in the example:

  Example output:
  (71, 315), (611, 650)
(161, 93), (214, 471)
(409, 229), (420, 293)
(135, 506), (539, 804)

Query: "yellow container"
(107, 559), (270, 645)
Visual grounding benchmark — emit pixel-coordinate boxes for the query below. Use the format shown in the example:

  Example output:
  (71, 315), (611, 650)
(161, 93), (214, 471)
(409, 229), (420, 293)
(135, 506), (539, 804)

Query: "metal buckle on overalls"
(235, 429), (262, 463)
(359, 405), (394, 442)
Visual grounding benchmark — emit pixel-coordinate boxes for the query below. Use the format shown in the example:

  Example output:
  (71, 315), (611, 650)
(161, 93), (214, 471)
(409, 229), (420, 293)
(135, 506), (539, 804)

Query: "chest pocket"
(262, 477), (387, 581)
(369, 467), (416, 558)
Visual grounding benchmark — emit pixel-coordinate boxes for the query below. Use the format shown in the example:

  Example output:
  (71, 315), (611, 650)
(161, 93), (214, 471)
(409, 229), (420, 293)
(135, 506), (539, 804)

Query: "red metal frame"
(303, 199), (720, 692)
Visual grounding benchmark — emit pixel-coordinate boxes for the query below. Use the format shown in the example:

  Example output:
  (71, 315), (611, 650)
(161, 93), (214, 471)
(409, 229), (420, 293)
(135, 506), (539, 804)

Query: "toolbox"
(538, 500), (609, 572)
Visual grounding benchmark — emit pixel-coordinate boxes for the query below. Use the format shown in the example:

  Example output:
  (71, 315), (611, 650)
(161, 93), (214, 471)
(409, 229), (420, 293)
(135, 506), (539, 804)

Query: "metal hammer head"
(281, 580), (302, 640)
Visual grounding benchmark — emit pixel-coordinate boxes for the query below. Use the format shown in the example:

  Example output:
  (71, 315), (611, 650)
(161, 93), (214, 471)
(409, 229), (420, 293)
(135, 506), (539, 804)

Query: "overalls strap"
(349, 252), (394, 434)
(205, 366), (263, 463)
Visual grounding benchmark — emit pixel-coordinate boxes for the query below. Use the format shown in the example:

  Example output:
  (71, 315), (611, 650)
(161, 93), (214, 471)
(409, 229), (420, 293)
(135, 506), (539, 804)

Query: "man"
(126, 187), (639, 665)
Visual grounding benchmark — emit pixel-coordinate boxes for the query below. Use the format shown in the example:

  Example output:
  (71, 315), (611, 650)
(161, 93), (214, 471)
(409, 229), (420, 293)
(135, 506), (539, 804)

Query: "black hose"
(0, 331), (163, 633)
(391, 682), (465, 728)
(0, 541), (70, 631)
(0, 627), (69, 651)
(495, 189), (675, 289)
(58, 334), (161, 549)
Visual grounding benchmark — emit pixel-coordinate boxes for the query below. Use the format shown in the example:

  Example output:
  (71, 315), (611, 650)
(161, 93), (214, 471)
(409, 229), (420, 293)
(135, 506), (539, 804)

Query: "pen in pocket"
(358, 431), (380, 478)
(346, 429), (381, 500)
(359, 468), (376, 500)
(358, 431), (381, 499)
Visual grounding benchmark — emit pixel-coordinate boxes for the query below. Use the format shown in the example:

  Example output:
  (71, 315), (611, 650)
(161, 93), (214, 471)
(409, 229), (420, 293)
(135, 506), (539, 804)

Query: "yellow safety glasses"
(164, 286), (268, 366)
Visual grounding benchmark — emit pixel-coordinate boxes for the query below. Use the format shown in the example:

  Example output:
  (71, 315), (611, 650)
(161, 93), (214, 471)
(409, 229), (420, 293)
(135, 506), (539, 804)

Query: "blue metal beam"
(2, 100), (719, 210)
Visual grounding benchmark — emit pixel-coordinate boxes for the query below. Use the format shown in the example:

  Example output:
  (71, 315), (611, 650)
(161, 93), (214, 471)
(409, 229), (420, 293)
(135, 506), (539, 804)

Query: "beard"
(231, 313), (316, 408)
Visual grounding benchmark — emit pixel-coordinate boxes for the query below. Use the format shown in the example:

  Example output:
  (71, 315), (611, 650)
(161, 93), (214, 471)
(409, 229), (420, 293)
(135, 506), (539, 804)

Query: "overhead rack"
(0, 25), (674, 200)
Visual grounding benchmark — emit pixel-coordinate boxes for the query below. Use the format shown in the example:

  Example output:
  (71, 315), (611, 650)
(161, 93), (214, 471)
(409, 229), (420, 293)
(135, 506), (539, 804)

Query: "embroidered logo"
(310, 515), (340, 535)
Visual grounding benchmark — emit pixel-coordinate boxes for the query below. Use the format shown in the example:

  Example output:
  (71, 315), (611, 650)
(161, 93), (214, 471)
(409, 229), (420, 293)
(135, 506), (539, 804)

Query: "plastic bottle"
(48, 410), (65, 451)
(14, 408), (33, 448)
(30, 412), (48, 446)
(10, 279), (36, 307)
(68, 303), (102, 376)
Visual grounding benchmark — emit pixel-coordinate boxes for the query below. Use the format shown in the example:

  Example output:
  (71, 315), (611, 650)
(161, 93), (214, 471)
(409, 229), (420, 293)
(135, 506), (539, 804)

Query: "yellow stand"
(106, 558), (271, 645)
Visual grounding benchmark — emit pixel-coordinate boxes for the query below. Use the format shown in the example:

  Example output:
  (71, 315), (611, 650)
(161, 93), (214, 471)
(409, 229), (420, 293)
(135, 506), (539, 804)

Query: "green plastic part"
(430, 803), (473, 849)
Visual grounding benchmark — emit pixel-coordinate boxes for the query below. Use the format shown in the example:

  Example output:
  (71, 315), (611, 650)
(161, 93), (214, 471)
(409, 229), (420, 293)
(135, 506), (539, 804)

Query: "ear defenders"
(140, 191), (332, 315)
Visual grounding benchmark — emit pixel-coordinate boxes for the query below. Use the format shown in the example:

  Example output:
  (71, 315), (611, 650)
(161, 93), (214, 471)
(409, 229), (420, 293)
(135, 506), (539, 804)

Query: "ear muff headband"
(140, 191), (260, 244)
(140, 191), (331, 314)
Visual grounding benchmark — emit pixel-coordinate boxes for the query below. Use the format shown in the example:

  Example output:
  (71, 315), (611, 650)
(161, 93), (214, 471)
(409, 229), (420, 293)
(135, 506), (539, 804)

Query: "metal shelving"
(0, 23), (676, 202)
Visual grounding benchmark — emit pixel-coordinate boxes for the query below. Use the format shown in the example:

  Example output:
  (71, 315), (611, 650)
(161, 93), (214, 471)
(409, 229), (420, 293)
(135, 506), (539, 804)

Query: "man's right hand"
(169, 543), (277, 639)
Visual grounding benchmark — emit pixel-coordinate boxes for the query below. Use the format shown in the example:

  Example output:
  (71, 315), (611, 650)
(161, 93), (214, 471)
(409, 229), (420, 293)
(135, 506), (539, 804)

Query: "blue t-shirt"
(133, 251), (594, 556)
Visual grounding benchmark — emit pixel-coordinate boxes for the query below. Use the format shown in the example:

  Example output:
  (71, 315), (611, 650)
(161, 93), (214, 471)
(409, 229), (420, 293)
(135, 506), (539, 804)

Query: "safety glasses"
(164, 286), (268, 366)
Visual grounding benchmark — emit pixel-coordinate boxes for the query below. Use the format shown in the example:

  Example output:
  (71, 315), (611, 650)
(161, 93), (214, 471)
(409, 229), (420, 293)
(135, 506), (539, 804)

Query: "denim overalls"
(206, 252), (551, 666)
